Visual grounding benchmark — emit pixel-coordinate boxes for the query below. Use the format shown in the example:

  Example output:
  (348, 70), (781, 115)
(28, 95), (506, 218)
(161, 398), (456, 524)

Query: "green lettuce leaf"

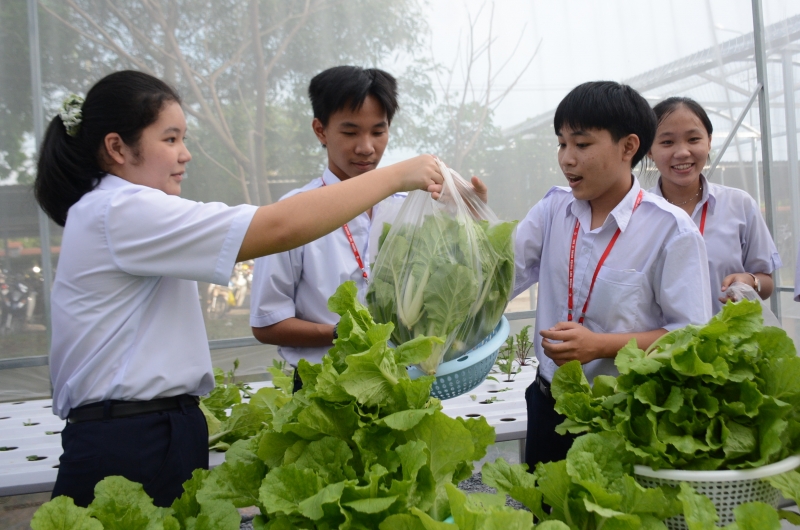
(197, 435), (266, 509)
(30, 496), (103, 530)
(171, 468), (209, 527)
(731, 501), (781, 530)
(677, 482), (718, 530)
(481, 458), (542, 515)
(190, 500), (241, 530)
(87, 476), (164, 530)
(258, 465), (324, 516)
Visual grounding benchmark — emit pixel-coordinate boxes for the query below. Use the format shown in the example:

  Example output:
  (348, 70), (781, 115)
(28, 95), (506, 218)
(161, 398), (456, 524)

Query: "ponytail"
(35, 115), (103, 226)
(34, 70), (181, 227)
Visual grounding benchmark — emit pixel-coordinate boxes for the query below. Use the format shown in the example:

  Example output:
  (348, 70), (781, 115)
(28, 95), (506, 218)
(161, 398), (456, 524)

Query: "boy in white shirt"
(251, 66), (489, 392)
(250, 66), (401, 389)
(513, 81), (712, 469)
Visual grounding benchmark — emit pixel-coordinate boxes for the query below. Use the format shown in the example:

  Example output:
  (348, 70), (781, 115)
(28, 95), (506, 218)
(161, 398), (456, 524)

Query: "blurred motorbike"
(230, 261), (252, 307)
(205, 261), (253, 319)
(206, 282), (235, 319)
(1, 273), (36, 333)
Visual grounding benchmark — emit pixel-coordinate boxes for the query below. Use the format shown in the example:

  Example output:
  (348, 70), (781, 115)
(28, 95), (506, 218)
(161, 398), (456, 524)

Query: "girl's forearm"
(237, 155), (441, 261)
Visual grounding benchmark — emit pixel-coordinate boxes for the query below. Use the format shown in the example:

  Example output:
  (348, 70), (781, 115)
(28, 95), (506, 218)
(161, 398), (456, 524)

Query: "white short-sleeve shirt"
(50, 175), (258, 419)
(649, 176), (781, 314)
(795, 246), (800, 301)
(249, 169), (405, 367)
(514, 177), (712, 384)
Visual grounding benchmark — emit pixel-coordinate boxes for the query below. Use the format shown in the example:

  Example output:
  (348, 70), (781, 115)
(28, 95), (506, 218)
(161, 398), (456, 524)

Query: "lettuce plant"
(33, 282), (499, 529)
(367, 215), (517, 374)
(551, 300), (800, 471)
(482, 432), (789, 530)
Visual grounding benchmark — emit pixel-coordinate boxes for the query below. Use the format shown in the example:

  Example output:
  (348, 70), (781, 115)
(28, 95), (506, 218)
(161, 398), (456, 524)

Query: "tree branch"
(42, 1), (153, 73)
(193, 139), (243, 184)
(139, 0), (251, 172)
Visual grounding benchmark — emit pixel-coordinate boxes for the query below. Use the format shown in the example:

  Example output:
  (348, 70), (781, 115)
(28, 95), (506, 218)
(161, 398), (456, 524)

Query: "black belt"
(535, 375), (553, 401)
(67, 394), (200, 423)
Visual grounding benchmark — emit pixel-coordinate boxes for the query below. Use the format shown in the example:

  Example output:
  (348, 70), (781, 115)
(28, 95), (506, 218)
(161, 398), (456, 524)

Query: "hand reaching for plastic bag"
(394, 154), (444, 197)
(471, 176), (488, 204)
(433, 159), (491, 219)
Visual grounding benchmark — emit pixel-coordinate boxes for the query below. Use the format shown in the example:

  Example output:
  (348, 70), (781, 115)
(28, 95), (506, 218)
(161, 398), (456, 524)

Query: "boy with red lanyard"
(250, 66), (487, 390)
(513, 81), (712, 470)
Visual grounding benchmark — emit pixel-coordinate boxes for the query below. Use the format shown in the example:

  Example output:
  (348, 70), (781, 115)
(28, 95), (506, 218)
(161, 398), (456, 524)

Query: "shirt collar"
(566, 176), (642, 233)
(653, 174), (716, 216)
(697, 174), (716, 215)
(97, 174), (135, 191)
(320, 168), (343, 187)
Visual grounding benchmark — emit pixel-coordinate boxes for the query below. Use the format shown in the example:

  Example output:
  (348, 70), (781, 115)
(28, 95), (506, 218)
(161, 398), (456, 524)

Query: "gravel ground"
(238, 472), (527, 529)
(456, 472), (527, 511)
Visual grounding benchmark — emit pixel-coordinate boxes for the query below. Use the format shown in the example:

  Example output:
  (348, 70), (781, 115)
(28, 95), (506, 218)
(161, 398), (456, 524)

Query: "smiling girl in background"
(647, 97), (781, 314)
(34, 70), (442, 507)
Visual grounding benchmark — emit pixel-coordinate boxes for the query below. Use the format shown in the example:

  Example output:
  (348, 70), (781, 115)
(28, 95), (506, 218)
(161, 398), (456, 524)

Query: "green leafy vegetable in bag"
(368, 211), (517, 375)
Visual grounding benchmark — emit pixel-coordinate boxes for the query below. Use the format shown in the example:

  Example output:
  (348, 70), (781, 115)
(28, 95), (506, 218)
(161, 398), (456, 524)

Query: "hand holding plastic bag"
(724, 281), (781, 328)
(366, 158), (517, 374)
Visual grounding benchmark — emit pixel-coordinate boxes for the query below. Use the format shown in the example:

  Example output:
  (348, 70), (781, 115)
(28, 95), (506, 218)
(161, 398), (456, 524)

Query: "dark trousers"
(524, 377), (578, 472)
(293, 368), (303, 393)
(52, 403), (208, 507)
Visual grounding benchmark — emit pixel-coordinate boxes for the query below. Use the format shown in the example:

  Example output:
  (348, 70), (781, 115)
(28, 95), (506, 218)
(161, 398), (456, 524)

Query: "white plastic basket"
(634, 455), (800, 529)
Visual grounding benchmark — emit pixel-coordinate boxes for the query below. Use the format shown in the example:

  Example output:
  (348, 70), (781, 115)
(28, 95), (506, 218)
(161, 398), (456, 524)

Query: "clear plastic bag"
(724, 281), (781, 328)
(366, 158), (517, 374)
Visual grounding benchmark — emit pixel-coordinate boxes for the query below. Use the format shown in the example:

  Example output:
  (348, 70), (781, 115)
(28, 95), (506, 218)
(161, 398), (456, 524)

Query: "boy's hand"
(540, 322), (604, 366)
(395, 154), (444, 196)
(471, 176), (488, 204)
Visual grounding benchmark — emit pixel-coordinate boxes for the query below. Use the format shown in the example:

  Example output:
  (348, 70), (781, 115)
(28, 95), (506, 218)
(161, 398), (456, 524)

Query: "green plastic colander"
(407, 316), (510, 400)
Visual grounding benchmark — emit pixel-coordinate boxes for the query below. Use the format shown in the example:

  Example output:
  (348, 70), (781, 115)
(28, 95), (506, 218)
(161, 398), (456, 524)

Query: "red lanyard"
(568, 190), (644, 324)
(321, 178), (369, 284)
(698, 202), (709, 235)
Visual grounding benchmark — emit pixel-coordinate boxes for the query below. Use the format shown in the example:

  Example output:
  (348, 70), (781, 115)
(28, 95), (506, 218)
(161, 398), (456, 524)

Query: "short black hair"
(554, 81), (656, 167)
(308, 66), (398, 126)
(653, 97), (713, 136)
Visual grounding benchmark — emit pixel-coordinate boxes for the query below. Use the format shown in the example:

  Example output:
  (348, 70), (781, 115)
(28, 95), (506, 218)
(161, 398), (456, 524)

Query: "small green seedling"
(268, 359), (294, 394)
(495, 336), (520, 382)
(226, 358), (240, 385)
(493, 326), (536, 382)
(513, 325), (535, 366)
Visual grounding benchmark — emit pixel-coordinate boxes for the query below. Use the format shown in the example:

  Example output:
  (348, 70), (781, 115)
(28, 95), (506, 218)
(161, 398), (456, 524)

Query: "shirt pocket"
(586, 267), (648, 333)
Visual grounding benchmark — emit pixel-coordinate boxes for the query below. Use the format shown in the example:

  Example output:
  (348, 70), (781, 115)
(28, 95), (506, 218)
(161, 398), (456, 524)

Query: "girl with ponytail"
(35, 70), (443, 507)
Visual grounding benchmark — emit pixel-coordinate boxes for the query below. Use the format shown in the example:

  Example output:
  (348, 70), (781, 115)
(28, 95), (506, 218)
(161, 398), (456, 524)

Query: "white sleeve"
(249, 248), (303, 328)
(741, 195), (783, 274)
(104, 187), (258, 285)
(655, 230), (713, 330)
(512, 200), (548, 298)
(795, 244), (800, 302)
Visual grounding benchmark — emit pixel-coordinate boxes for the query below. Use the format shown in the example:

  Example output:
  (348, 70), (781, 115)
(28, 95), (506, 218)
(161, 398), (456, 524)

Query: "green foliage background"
(1, 0), (562, 222)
